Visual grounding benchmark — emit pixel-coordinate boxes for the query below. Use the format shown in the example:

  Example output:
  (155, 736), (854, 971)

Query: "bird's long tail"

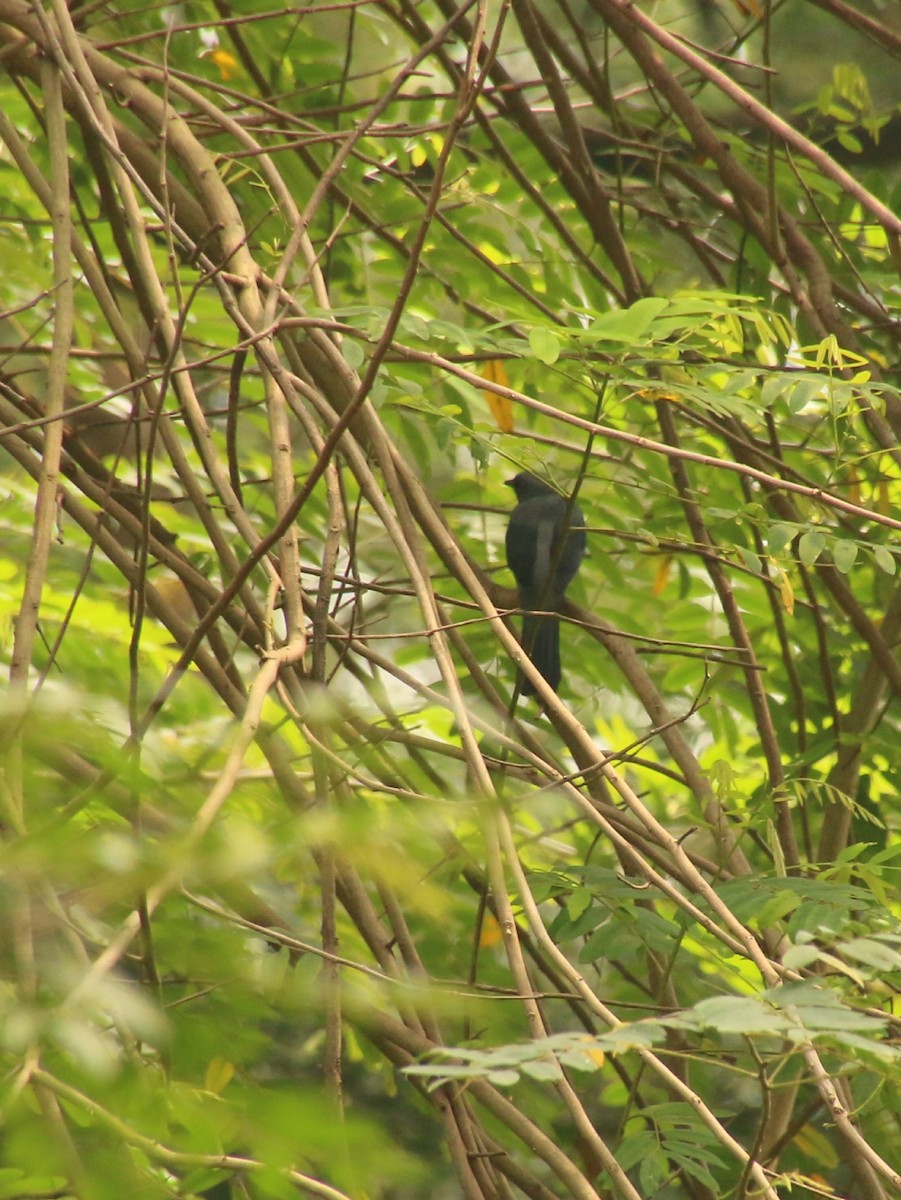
(521, 613), (561, 694)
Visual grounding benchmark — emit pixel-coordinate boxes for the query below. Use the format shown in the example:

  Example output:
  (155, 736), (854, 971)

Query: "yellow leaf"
(210, 50), (238, 81)
(652, 556), (672, 596)
(153, 574), (197, 625)
(843, 470), (861, 505)
(636, 386), (679, 403)
(481, 360), (514, 432)
(792, 1124), (840, 1169)
(204, 1057), (235, 1094)
(777, 568), (795, 616)
(479, 913), (503, 948)
(585, 1047), (605, 1068)
(780, 1174), (834, 1195)
(877, 481), (891, 516)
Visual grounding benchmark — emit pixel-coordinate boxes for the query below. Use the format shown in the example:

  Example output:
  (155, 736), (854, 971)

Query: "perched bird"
(505, 472), (586, 695)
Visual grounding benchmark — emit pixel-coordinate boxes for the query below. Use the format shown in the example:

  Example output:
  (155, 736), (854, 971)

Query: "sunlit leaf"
(652, 555), (672, 595)
(204, 1057), (235, 1094)
(210, 50), (239, 80)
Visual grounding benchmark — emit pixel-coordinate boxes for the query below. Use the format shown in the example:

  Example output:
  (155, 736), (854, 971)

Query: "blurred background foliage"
(2, 1), (901, 1198)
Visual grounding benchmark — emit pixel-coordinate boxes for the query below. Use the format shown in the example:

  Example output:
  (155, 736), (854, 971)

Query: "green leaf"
(798, 529), (826, 566)
(520, 1059), (563, 1081)
(755, 888), (802, 929)
(767, 523), (796, 555)
(566, 885), (593, 921)
(839, 937), (901, 972)
(782, 944), (823, 970)
(786, 377), (825, 413)
(836, 129), (862, 154)
(0, 1176), (69, 1200)
(638, 1149), (669, 1195)
(833, 539), (859, 572)
(679, 995), (788, 1035)
(768, 982), (888, 1033)
(736, 546), (761, 573)
(528, 325), (561, 364)
(589, 296), (670, 344)
(873, 545), (896, 575)
(487, 1069), (520, 1087)
(342, 338), (365, 370)
(616, 1130), (657, 1173)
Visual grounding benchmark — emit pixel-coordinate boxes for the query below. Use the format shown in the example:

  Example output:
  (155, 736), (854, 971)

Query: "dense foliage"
(2, 2), (901, 1198)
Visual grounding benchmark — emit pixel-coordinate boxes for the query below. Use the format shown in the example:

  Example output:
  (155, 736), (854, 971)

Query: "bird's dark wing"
(505, 495), (567, 606)
(504, 479), (587, 696)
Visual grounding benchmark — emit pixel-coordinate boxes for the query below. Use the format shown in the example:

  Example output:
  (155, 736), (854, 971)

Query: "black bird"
(505, 472), (586, 695)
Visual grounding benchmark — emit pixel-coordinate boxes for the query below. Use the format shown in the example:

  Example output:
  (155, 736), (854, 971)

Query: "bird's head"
(505, 472), (558, 501)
